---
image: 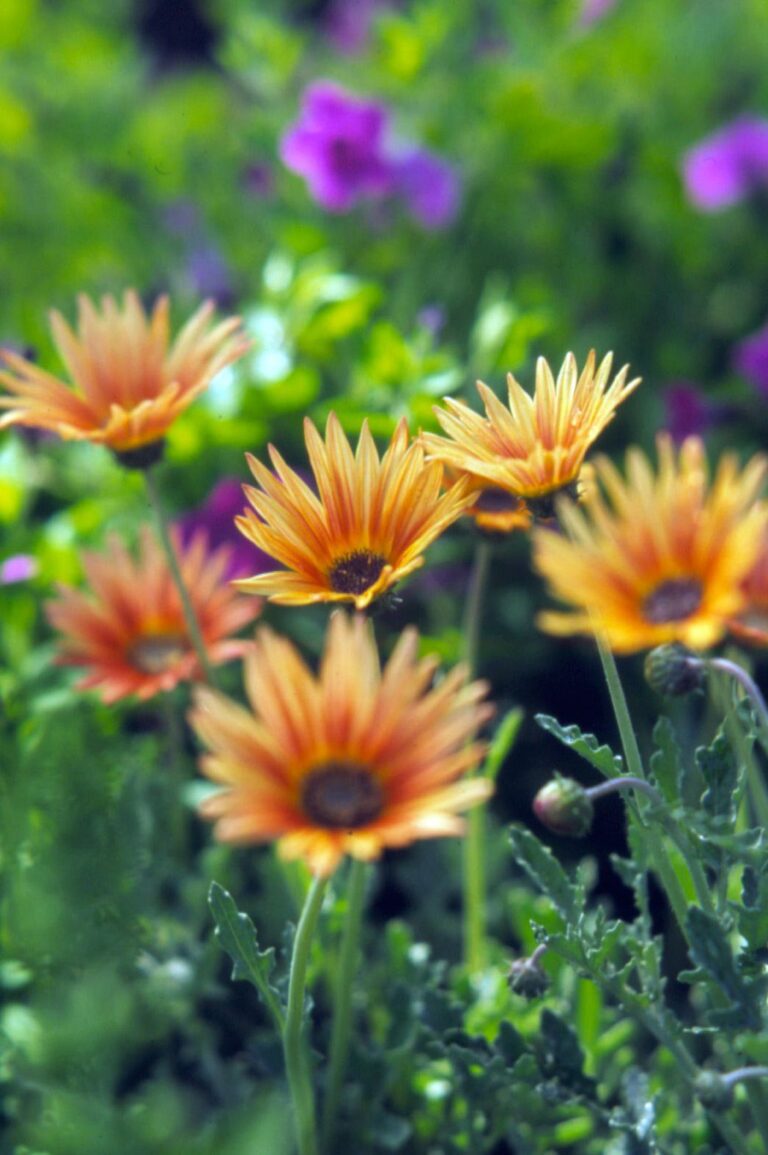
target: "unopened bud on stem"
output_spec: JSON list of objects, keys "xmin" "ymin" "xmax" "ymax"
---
[{"xmin": 644, "ymin": 643, "xmax": 706, "ymax": 698}]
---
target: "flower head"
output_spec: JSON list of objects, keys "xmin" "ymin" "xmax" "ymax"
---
[
  {"xmin": 280, "ymin": 81, "xmax": 395, "ymax": 212},
  {"xmin": 663, "ymin": 382, "xmax": 723, "ymax": 443},
  {"xmin": 683, "ymin": 117, "xmax": 768, "ymax": 211},
  {"xmin": 234, "ymin": 412, "xmax": 476, "ymax": 609},
  {"xmin": 533, "ymin": 435, "xmax": 768, "ymax": 653},
  {"xmin": 728, "ymin": 530, "xmax": 768, "ymax": 646},
  {"xmin": 423, "ymin": 351, "xmax": 639, "ymax": 518},
  {"xmin": 0, "ymin": 292, "xmax": 248, "ymax": 456},
  {"xmin": 280, "ymin": 81, "xmax": 462, "ymax": 228},
  {"xmin": 392, "ymin": 149, "xmax": 461, "ymax": 230},
  {"xmin": 733, "ymin": 319, "xmax": 768, "ymax": 396},
  {"xmin": 190, "ymin": 612, "xmax": 493, "ymax": 877},
  {"xmin": 46, "ymin": 527, "xmax": 261, "ymax": 703}
]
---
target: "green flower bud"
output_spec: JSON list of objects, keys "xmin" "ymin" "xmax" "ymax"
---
[
  {"xmin": 644, "ymin": 643, "xmax": 706, "ymax": 698},
  {"xmin": 532, "ymin": 775, "xmax": 594, "ymax": 837}
]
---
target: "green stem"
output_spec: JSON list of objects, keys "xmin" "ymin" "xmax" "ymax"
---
[
  {"xmin": 284, "ymin": 875, "xmax": 328, "ymax": 1155},
  {"xmin": 461, "ymin": 539, "xmax": 493, "ymax": 971},
  {"xmin": 321, "ymin": 860, "xmax": 368, "ymax": 1152},
  {"xmin": 144, "ymin": 467, "xmax": 215, "ymax": 685},
  {"xmin": 461, "ymin": 538, "xmax": 492, "ymax": 677},
  {"xmin": 595, "ymin": 639, "xmax": 694, "ymax": 933}
]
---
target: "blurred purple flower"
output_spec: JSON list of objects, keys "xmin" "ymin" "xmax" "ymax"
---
[
  {"xmin": 733, "ymin": 321, "xmax": 768, "ymax": 395},
  {"xmin": 1, "ymin": 554, "xmax": 37, "ymax": 584},
  {"xmin": 578, "ymin": 0, "xmax": 617, "ymax": 26},
  {"xmin": 416, "ymin": 304, "xmax": 446, "ymax": 338},
  {"xmin": 280, "ymin": 82, "xmax": 395, "ymax": 212},
  {"xmin": 683, "ymin": 117, "xmax": 768, "ymax": 211},
  {"xmin": 185, "ymin": 245, "xmax": 234, "ymax": 306},
  {"xmin": 163, "ymin": 199, "xmax": 201, "ymax": 237},
  {"xmin": 662, "ymin": 383, "xmax": 722, "ymax": 442},
  {"xmin": 392, "ymin": 150, "xmax": 461, "ymax": 229},
  {"xmin": 325, "ymin": 0, "xmax": 390, "ymax": 53},
  {"xmin": 280, "ymin": 81, "xmax": 461, "ymax": 228},
  {"xmin": 243, "ymin": 162, "xmax": 275, "ymax": 199},
  {"xmin": 176, "ymin": 479, "xmax": 272, "ymax": 581}
]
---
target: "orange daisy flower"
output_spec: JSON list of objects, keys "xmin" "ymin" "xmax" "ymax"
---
[
  {"xmin": 422, "ymin": 351, "xmax": 639, "ymax": 519},
  {"xmin": 729, "ymin": 530, "xmax": 768, "ymax": 646},
  {"xmin": 0, "ymin": 291, "xmax": 248, "ymax": 459},
  {"xmin": 190, "ymin": 612, "xmax": 494, "ymax": 877},
  {"xmin": 532, "ymin": 435, "xmax": 768, "ymax": 653},
  {"xmin": 46, "ymin": 528, "xmax": 262, "ymax": 703},
  {"xmin": 234, "ymin": 412, "xmax": 476, "ymax": 609}
]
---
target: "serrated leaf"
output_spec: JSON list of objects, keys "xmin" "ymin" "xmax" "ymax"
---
[
  {"xmin": 539, "ymin": 1009, "xmax": 595, "ymax": 1095},
  {"xmin": 508, "ymin": 823, "xmax": 584, "ymax": 923},
  {"xmin": 649, "ymin": 716, "xmax": 682, "ymax": 804},
  {"xmin": 483, "ymin": 706, "xmax": 524, "ymax": 782},
  {"xmin": 696, "ymin": 729, "xmax": 738, "ymax": 821},
  {"xmin": 685, "ymin": 906, "xmax": 759, "ymax": 1029},
  {"xmin": 208, "ymin": 881, "xmax": 285, "ymax": 1030},
  {"xmin": 535, "ymin": 714, "xmax": 623, "ymax": 779}
]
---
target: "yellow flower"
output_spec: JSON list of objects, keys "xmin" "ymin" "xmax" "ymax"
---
[
  {"xmin": 728, "ymin": 530, "xmax": 768, "ymax": 646},
  {"xmin": 234, "ymin": 412, "xmax": 476, "ymax": 609},
  {"xmin": 46, "ymin": 528, "xmax": 261, "ymax": 703},
  {"xmin": 190, "ymin": 612, "xmax": 494, "ymax": 877},
  {"xmin": 0, "ymin": 291, "xmax": 248, "ymax": 456},
  {"xmin": 422, "ymin": 351, "xmax": 639, "ymax": 518},
  {"xmin": 532, "ymin": 435, "xmax": 768, "ymax": 653}
]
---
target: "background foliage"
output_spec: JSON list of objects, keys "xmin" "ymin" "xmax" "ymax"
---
[{"xmin": 4, "ymin": 0, "xmax": 768, "ymax": 1151}]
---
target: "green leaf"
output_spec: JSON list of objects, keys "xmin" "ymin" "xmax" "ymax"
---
[
  {"xmin": 696, "ymin": 728, "xmax": 738, "ymax": 821},
  {"xmin": 508, "ymin": 823, "xmax": 584, "ymax": 923},
  {"xmin": 538, "ymin": 1009, "xmax": 595, "ymax": 1095},
  {"xmin": 535, "ymin": 714, "xmax": 623, "ymax": 779},
  {"xmin": 483, "ymin": 707, "xmax": 524, "ymax": 782},
  {"xmin": 208, "ymin": 881, "xmax": 285, "ymax": 1030},
  {"xmin": 649, "ymin": 716, "xmax": 682, "ymax": 804},
  {"xmin": 685, "ymin": 906, "xmax": 758, "ymax": 1029}
]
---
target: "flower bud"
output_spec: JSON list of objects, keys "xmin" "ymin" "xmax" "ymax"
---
[
  {"xmin": 694, "ymin": 1071, "xmax": 734, "ymax": 1111},
  {"xmin": 532, "ymin": 776, "xmax": 594, "ymax": 837},
  {"xmin": 644, "ymin": 643, "xmax": 705, "ymax": 698},
  {"xmin": 507, "ymin": 956, "xmax": 550, "ymax": 999}
]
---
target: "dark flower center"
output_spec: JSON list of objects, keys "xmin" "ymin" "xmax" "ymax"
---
[
  {"xmin": 525, "ymin": 480, "xmax": 580, "ymax": 522},
  {"xmin": 329, "ymin": 550, "xmax": 387, "ymax": 595},
  {"xmin": 128, "ymin": 632, "xmax": 188, "ymax": 674},
  {"xmin": 474, "ymin": 488, "xmax": 525, "ymax": 514},
  {"xmin": 642, "ymin": 578, "xmax": 703, "ymax": 624},
  {"xmin": 300, "ymin": 761, "xmax": 384, "ymax": 829}
]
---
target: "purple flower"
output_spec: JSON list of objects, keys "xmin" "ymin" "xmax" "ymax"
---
[
  {"xmin": 733, "ymin": 321, "xmax": 768, "ymax": 395},
  {"xmin": 662, "ymin": 383, "xmax": 722, "ymax": 443},
  {"xmin": 185, "ymin": 245, "xmax": 234, "ymax": 306},
  {"xmin": 578, "ymin": 0, "xmax": 617, "ymax": 26},
  {"xmin": 280, "ymin": 82, "xmax": 396, "ymax": 212},
  {"xmin": 325, "ymin": 0, "xmax": 389, "ymax": 54},
  {"xmin": 1, "ymin": 554, "xmax": 37, "ymax": 584},
  {"xmin": 392, "ymin": 149, "xmax": 461, "ymax": 229},
  {"xmin": 243, "ymin": 162, "xmax": 274, "ymax": 199},
  {"xmin": 682, "ymin": 117, "xmax": 768, "ymax": 211},
  {"xmin": 176, "ymin": 480, "xmax": 272, "ymax": 581}
]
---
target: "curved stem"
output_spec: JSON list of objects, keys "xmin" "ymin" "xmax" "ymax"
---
[
  {"xmin": 284, "ymin": 875, "xmax": 328, "ymax": 1155},
  {"xmin": 321, "ymin": 860, "xmax": 368, "ymax": 1152},
  {"xmin": 144, "ymin": 467, "xmax": 215, "ymax": 685},
  {"xmin": 585, "ymin": 777, "xmax": 662, "ymax": 804},
  {"xmin": 707, "ymin": 657, "xmax": 768, "ymax": 728},
  {"xmin": 461, "ymin": 539, "xmax": 493, "ymax": 972}
]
